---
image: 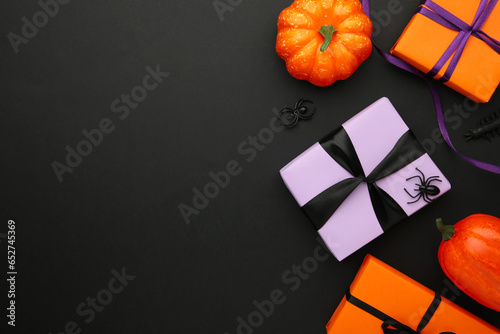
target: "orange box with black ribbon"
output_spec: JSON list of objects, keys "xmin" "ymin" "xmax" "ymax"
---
[
  {"xmin": 391, "ymin": 0, "xmax": 500, "ymax": 103},
  {"xmin": 326, "ymin": 255, "xmax": 500, "ymax": 333}
]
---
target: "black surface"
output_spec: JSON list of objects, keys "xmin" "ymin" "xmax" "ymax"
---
[{"xmin": 1, "ymin": 0, "xmax": 499, "ymax": 333}]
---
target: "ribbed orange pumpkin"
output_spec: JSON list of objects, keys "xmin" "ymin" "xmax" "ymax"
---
[
  {"xmin": 276, "ymin": 0, "xmax": 373, "ymax": 87},
  {"xmin": 437, "ymin": 214, "xmax": 500, "ymax": 311}
]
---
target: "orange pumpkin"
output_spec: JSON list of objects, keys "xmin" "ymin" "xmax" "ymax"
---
[
  {"xmin": 437, "ymin": 214, "xmax": 500, "ymax": 311},
  {"xmin": 276, "ymin": 0, "xmax": 373, "ymax": 87}
]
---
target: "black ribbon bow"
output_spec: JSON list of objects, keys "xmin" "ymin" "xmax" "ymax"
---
[
  {"xmin": 346, "ymin": 290, "xmax": 455, "ymax": 334},
  {"xmin": 302, "ymin": 126, "xmax": 425, "ymax": 231}
]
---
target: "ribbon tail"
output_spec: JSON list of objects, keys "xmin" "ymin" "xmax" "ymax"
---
[
  {"xmin": 432, "ymin": 79, "xmax": 500, "ymax": 174},
  {"xmin": 368, "ymin": 184, "xmax": 407, "ymax": 231}
]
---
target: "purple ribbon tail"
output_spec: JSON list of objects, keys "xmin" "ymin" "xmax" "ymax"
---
[{"xmin": 362, "ymin": 0, "xmax": 500, "ymax": 174}]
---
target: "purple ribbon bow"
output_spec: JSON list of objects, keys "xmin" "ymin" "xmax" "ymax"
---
[{"xmin": 419, "ymin": 0, "xmax": 500, "ymax": 83}]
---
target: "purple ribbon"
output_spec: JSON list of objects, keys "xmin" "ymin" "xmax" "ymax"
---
[
  {"xmin": 362, "ymin": 0, "xmax": 500, "ymax": 174},
  {"xmin": 419, "ymin": 0, "xmax": 500, "ymax": 83}
]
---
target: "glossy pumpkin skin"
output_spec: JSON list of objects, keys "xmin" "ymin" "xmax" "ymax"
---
[
  {"xmin": 438, "ymin": 214, "xmax": 500, "ymax": 311},
  {"xmin": 276, "ymin": 0, "xmax": 373, "ymax": 87}
]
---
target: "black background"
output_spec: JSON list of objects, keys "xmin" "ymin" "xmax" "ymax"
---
[{"xmin": 1, "ymin": 0, "xmax": 499, "ymax": 333}]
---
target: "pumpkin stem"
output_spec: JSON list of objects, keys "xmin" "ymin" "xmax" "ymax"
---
[
  {"xmin": 319, "ymin": 24, "xmax": 337, "ymax": 52},
  {"xmin": 436, "ymin": 218, "xmax": 455, "ymax": 241}
]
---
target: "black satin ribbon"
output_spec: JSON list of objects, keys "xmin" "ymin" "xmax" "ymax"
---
[
  {"xmin": 302, "ymin": 127, "xmax": 425, "ymax": 231},
  {"xmin": 346, "ymin": 290, "xmax": 455, "ymax": 334}
]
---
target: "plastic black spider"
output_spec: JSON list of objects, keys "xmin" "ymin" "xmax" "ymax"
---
[
  {"xmin": 464, "ymin": 111, "xmax": 500, "ymax": 141},
  {"xmin": 404, "ymin": 167, "xmax": 442, "ymax": 204},
  {"xmin": 279, "ymin": 99, "xmax": 315, "ymax": 128}
]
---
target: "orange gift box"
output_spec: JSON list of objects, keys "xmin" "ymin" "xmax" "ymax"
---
[
  {"xmin": 390, "ymin": 0, "xmax": 500, "ymax": 103},
  {"xmin": 326, "ymin": 255, "xmax": 500, "ymax": 333}
]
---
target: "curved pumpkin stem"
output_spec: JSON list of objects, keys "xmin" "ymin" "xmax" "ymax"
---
[
  {"xmin": 319, "ymin": 24, "xmax": 337, "ymax": 52},
  {"xmin": 436, "ymin": 218, "xmax": 456, "ymax": 241}
]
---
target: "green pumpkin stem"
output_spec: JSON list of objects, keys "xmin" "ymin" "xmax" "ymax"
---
[
  {"xmin": 319, "ymin": 24, "xmax": 337, "ymax": 52},
  {"xmin": 436, "ymin": 218, "xmax": 455, "ymax": 241}
]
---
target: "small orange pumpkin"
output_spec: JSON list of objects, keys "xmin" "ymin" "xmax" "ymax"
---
[
  {"xmin": 436, "ymin": 214, "xmax": 500, "ymax": 311},
  {"xmin": 276, "ymin": 0, "xmax": 373, "ymax": 87}
]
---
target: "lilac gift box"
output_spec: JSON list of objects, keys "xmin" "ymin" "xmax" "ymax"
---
[{"xmin": 280, "ymin": 97, "xmax": 451, "ymax": 261}]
